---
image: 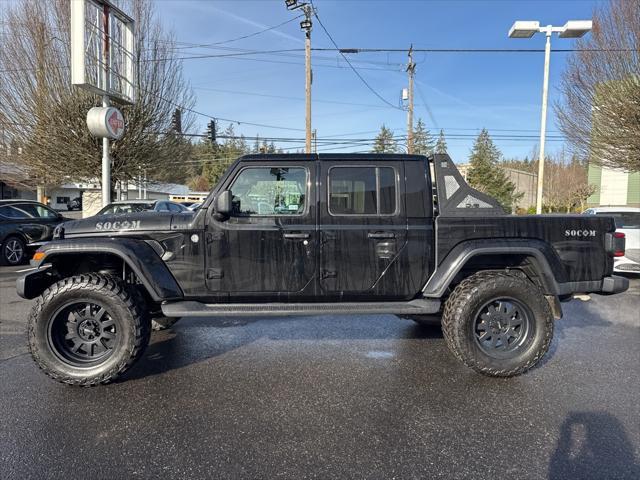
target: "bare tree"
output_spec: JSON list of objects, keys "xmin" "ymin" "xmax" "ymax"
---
[
  {"xmin": 0, "ymin": 0, "xmax": 196, "ymax": 189},
  {"xmin": 535, "ymin": 150, "xmax": 596, "ymax": 212},
  {"xmin": 555, "ymin": 0, "xmax": 640, "ymax": 172}
]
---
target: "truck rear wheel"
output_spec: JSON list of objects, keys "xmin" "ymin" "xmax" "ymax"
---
[
  {"xmin": 442, "ymin": 271, "xmax": 553, "ymax": 377},
  {"xmin": 27, "ymin": 274, "xmax": 151, "ymax": 386}
]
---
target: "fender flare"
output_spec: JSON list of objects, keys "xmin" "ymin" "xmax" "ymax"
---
[
  {"xmin": 19, "ymin": 238, "xmax": 183, "ymax": 301},
  {"xmin": 423, "ymin": 239, "xmax": 567, "ymax": 297}
]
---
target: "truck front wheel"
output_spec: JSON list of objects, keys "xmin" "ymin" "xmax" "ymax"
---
[
  {"xmin": 27, "ymin": 274, "xmax": 151, "ymax": 386},
  {"xmin": 442, "ymin": 271, "xmax": 553, "ymax": 377}
]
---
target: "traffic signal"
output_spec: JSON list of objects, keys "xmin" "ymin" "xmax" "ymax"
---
[
  {"xmin": 206, "ymin": 119, "xmax": 216, "ymax": 144},
  {"xmin": 171, "ymin": 108, "xmax": 182, "ymax": 134}
]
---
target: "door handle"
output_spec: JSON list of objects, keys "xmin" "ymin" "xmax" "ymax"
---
[
  {"xmin": 368, "ymin": 232, "xmax": 395, "ymax": 239},
  {"xmin": 283, "ymin": 232, "xmax": 311, "ymax": 240}
]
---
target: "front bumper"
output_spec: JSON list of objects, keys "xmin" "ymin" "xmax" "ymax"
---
[
  {"xmin": 16, "ymin": 265, "xmax": 53, "ymax": 300},
  {"xmin": 601, "ymin": 275, "xmax": 629, "ymax": 294}
]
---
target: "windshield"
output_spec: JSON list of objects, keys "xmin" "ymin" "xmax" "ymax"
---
[
  {"xmin": 97, "ymin": 203, "xmax": 155, "ymax": 215},
  {"xmin": 595, "ymin": 211, "xmax": 640, "ymax": 229}
]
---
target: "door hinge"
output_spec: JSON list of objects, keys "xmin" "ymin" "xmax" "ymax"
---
[
  {"xmin": 207, "ymin": 268, "xmax": 224, "ymax": 280},
  {"xmin": 321, "ymin": 270, "xmax": 337, "ymax": 279},
  {"xmin": 207, "ymin": 232, "xmax": 224, "ymax": 243}
]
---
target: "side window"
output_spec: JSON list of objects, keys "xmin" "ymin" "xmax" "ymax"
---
[
  {"xmin": 0, "ymin": 206, "xmax": 26, "ymax": 219},
  {"xmin": 329, "ymin": 166, "xmax": 397, "ymax": 216},
  {"xmin": 229, "ymin": 167, "xmax": 307, "ymax": 216},
  {"xmin": 168, "ymin": 203, "xmax": 182, "ymax": 213},
  {"xmin": 34, "ymin": 205, "xmax": 58, "ymax": 218},
  {"xmin": 156, "ymin": 202, "xmax": 170, "ymax": 212},
  {"xmin": 12, "ymin": 203, "xmax": 39, "ymax": 218}
]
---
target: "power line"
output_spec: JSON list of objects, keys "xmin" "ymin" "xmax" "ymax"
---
[
  {"xmin": 313, "ymin": 47, "xmax": 634, "ymax": 53},
  {"xmin": 164, "ymin": 16, "xmax": 304, "ymax": 50},
  {"xmin": 193, "ymin": 86, "xmax": 396, "ymax": 109},
  {"xmin": 310, "ymin": 2, "xmax": 402, "ymax": 111}
]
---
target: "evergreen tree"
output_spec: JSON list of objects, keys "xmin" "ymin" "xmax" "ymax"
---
[
  {"xmin": 466, "ymin": 129, "xmax": 521, "ymax": 211},
  {"xmin": 253, "ymin": 136, "xmax": 261, "ymax": 153},
  {"xmin": 372, "ymin": 124, "xmax": 398, "ymax": 153},
  {"xmin": 435, "ymin": 129, "xmax": 448, "ymax": 154},
  {"xmin": 413, "ymin": 118, "xmax": 435, "ymax": 155}
]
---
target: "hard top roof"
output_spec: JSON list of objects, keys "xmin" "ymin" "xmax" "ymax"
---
[{"xmin": 238, "ymin": 153, "xmax": 434, "ymax": 162}]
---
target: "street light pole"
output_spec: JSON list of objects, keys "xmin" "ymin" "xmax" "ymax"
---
[
  {"xmin": 536, "ymin": 27, "xmax": 552, "ymax": 215},
  {"xmin": 508, "ymin": 20, "xmax": 592, "ymax": 214}
]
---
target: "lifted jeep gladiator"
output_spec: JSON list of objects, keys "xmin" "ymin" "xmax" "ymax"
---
[{"xmin": 18, "ymin": 154, "xmax": 629, "ymax": 385}]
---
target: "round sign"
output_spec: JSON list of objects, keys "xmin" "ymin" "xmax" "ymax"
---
[{"xmin": 86, "ymin": 107, "xmax": 126, "ymax": 140}]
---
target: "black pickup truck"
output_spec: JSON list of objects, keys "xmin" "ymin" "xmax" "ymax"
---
[{"xmin": 18, "ymin": 154, "xmax": 628, "ymax": 385}]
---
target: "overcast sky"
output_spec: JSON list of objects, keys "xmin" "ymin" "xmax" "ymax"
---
[{"xmin": 155, "ymin": 0, "xmax": 602, "ymax": 162}]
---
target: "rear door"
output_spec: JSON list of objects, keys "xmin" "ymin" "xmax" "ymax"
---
[
  {"xmin": 205, "ymin": 161, "xmax": 317, "ymax": 300},
  {"xmin": 318, "ymin": 159, "xmax": 408, "ymax": 299}
]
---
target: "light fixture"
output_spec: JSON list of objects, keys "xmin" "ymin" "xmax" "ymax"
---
[
  {"xmin": 285, "ymin": 0, "xmax": 298, "ymax": 9},
  {"xmin": 508, "ymin": 21, "xmax": 540, "ymax": 38},
  {"xmin": 300, "ymin": 19, "xmax": 312, "ymax": 31},
  {"xmin": 559, "ymin": 20, "xmax": 593, "ymax": 38}
]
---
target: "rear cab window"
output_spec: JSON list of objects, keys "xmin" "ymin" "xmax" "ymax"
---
[{"xmin": 328, "ymin": 166, "xmax": 397, "ymax": 216}]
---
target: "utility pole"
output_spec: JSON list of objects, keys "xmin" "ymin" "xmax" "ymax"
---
[
  {"xmin": 406, "ymin": 45, "xmax": 416, "ymax": 154},
  {"xmin": 312, "ymin": 129, "xmax": 317, "ymax": 153},
  {"xmin": 304, "ymin": 7, "xmax": 312, "ymax": 154},
  {"xmin": 285, "ymin": 1, "xmax": 313, "ymax": 153}
]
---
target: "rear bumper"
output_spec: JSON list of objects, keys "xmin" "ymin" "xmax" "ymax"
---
[{"xmin": 557, "ymin": 275, "xmax": 629, "ymax": 296}]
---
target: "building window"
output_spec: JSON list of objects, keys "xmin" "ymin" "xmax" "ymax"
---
[{"xmin": 56, "ymin": 196, "xmax": 70, "ymax": 204}]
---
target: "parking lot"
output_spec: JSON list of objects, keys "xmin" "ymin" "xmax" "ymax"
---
[{"xmin": 1, "ymin": 265, "xmax": 638, "ymax": 479}]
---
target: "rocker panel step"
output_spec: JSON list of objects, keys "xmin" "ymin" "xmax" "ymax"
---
[{"xmin": 161, "ymin": 299, "xmax": 441, "ymax": 318}]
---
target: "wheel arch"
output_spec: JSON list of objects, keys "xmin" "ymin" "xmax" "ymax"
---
[
  {"xmin": 18, "ymin": 238, "xmax": 183, "ymax": 301},
  {"xmin": 423, "ymin": 239, "xmax": 567, "ymax": 298}
]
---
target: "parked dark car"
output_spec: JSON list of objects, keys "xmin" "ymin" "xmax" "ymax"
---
[
  {"xmin": 66, "ymin": 197, "xmax": 82, "ymax": 211},
  {"xmin": 95, "ymin": 200, "xmax": 188, "ymax": 215},
  {"xmin": 0, "ymin": 200, "xmax": 65, "ymax": 265}
]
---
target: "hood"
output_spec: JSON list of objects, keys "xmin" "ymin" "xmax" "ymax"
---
[{"xmin": 58, "ymin": 211, "xmax": 192, "ymax": 237}]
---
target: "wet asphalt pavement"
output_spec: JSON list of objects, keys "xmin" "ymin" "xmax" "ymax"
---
[{"xmin": 1, "ymin": 265, "xmax": 639, "ymax": 479}]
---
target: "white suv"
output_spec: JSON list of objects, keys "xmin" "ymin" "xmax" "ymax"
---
[{"xmin": 584, "ymin": 207, "xmax": 640, "ymax": 274}]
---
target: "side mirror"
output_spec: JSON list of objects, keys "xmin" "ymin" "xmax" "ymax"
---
[{"xmin": 214, "ymin": 190, "xmax": 232, "ymax": 219}]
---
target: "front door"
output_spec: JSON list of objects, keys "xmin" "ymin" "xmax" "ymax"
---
[
  {"xmin": 205, "ymin": 162, "xmax": 317, "ymax": 300},
  {"xmin": 318, "ymin": 160, "xmax": 408, "ymax": 299}
]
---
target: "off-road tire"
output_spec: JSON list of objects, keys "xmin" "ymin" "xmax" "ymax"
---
[
  {"xmin": 1, "ymin": 235, "xmax": 26, "ymax": 266},
  {"xmin": 442, "ymin": 271, "xmax": 553, "ymax": 377},
  {"xmin": 27, "ymin": 273, "xmax": 151, "ymax": 386},
  {"xmin": 151, "ymin": 316, "xmax": 180, "ymax": 331}
]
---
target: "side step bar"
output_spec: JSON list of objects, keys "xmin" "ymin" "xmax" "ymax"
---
[{"xmin": 161, "ymin": 298, "xmax": 441, "ymax": 318}]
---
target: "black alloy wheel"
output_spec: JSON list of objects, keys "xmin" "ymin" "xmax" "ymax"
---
[
  {"xmin": 473, "ymin": 298, "xmax": 532, "ymax": 359},
  {"xmin": 49, "ymin": 301, "xmax": 119, "ymax": 366}
]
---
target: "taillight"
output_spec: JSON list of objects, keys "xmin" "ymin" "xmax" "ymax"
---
[{"xmin": 614, "ymin": 232, "xmax": 625, "ymax": 257}]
